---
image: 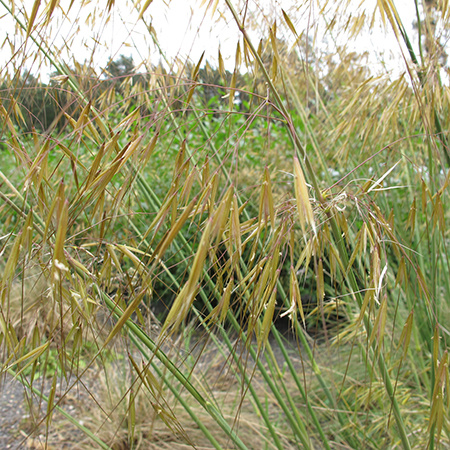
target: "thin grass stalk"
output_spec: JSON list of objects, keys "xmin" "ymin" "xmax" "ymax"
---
[
  {"xmin": 112, "ymin": 72, "xmax": 332, "ymax": 446},
  {"xmin": 0, "ymin": 70, "xmax": 244, "ymax": 450},
  {"xmin": 136, "ymin": 63, "xmax": 343, "ymax": 445},
  {"xmin": 6, "ymin": 368, "xmax": 111, "ymax": 449},
  {"xmin": 413, "ymin": 0, "xmax": 425, "ymax": 64},
  {"xmin": 99, "ymin": 289, "xmax": 251, "ymax": 450},
  {"xmin": 138, "ymin": 40, "xmax": 340, "ymax": 446},
  {"xmin": 223, "ymin": 2, "xmax": 412, "ymax": 448},
  {"xmin": 196, "ymin": 318, "xmax": 287, "ymax": 450},
  {"xmin": 263, "ymin": 343, "xmax": 317, "ymax": 446},
  {"xmin": 101, "ymin": 315, "xmax": 226, "ymax": 450},
  {"xmin": 4, "ymin": 18, "xmax": 325, "ymax": 450},
  {"xmin": 125, "ymin": 218, "xmax": 307, "ymax": 448},
  {"xmin": 271, "ymin": 326, "xmax": 332, "ymax": 450}
]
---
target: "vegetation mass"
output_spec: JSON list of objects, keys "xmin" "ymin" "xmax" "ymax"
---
[{"xmin": 1, "ymin": 0, "xmax": 450, "ymax": 449}]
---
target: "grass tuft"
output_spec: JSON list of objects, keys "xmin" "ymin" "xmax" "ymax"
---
[{"xmin": 1, "ymin": 1, "xmax": 450, "ymax": 448}]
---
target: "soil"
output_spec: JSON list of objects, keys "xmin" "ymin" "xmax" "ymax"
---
[
  {"xmin": 0, "ymin": 374, "xmax": 27, "ymax": 449},
  {"xmin": 0, "ymin": 371, "xmax": 95, "ymax": 449},
  {"xmin": 0, "ymin": 330, "xmax": 316, "ymax": 449}
]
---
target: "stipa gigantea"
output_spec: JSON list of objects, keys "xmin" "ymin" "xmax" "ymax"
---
[{"xmin": 2, "ymin": 0, "xmax": 450, "ymax": 448}]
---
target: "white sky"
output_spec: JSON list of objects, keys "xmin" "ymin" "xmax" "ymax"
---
[{"xmin": 0, "ymin": 0, "xmax": 432, "ymax": 82}]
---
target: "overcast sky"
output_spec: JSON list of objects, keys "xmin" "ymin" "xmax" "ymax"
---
[{"xmin": 0, "ymin": 0, "xmax": 428, "ymax": 82}]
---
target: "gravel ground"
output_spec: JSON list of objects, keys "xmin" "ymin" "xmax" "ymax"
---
[
  {"xmin": 0, "ymin": 375, "xmax": 27, "ymax": 449},
  {"xmin": 0, "ymin": 372, "xmax": 94, "ymax": 449}
]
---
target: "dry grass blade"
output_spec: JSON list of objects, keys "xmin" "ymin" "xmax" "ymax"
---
[
  {"xmin": 126, "ymin": 354, "xmax": 193, "ymax": 444},
  {"xmin": 367, "ymin": 160, "xmax": 401, "ymax": 193},
  {"xmin": 141, "ymin": 132, "xmax": 159, "ymax": 166},
  {"xmin": 258, "ymin": 287, "xmax": 277, "ymax": 351},
  {"xmin": 294, "ymin": 157, "xmax": 316, "ymax": 237},
  {"xmin": 429, "ymin": 350, "xmax": 448, "ymax": 443},
  {"xmin": 103, "ymin": 287, "xmax": 149, "ymax": 348},
  {"xmin": 282, "ymin": 9, "xmax": 298, "ymax": 37},
  {"xmin": 186, "ymin": 52, "xmax": 205, "ymax": 108},
  {"xmin": 45, "ymin": 0, "xmax": 59, "ymax": 24},
  {"xmin": 150, "ymin": 195, "xmax": 198, "ymax": 264},
  {"xmin": 160, "ymin": 219, "xmax": 212, "ymax": 337},
  {"xmin": 368, "ymin": 295, "xmax": 388, "ymax": 355},
  {"xmin": 5, "ymin": 341, "xmax": 50, "ymax": 377},
  {"xmin": 397, "ymin": 311, "xmax": 414, "ymax": 359},
  {"xmin": 26, "ymin": 0, "xmax": 41, "ymax": 37},
  {"xmin": 46, "ymin": 370, "xmax": 58, "ymax": 432},
  {"xmin": 280, "ymin": 265, "xmax": 304, "ymax": 326},
  {"xmin": 74, "ymin": 102, "xmax": 91, "ymax": 141},
  {"xmin": 128, "ymin": 387, "xmax": 136, "ymax": 446},
  {"xmin": 204, "ymin": 276, "xmax": 233, "ymax": 325},
  {"xmin": 218, "ymin": 49, "xmax": 225, "ymax": 79},
  {"xmin": 1, "ymin": 239, "xmax": 22, "ymax": 308},
  {"xmin": 138, "ymin": 0, "xmax": 154, "ymax": 20},
  {"xmin": 258, "ymin": 167, "xmax": 275, "ymax": 229}
]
